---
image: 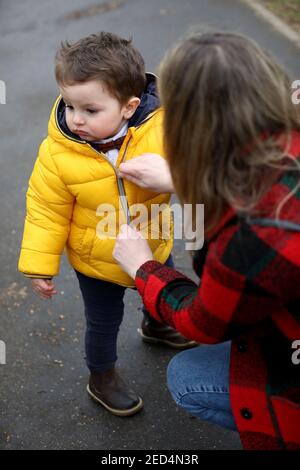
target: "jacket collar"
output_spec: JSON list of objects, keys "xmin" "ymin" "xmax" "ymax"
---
[{"xmin": 128, "ymin": 72, "xmax": 160, "ymax": 127}]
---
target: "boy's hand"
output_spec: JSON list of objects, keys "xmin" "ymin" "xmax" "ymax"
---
[{"xmin": 31, "ymin": 278, "xmax": 57, "ymax": 299}]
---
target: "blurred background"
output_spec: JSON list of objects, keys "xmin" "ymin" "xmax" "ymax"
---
[{"xmin": 0, "ymin": 0, "xmax": 299, "ymax": 450}]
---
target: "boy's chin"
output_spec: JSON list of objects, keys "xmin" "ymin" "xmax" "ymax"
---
[{"xmin": 77, "ymin": 134, "xmax": 94, "ymax": 141}]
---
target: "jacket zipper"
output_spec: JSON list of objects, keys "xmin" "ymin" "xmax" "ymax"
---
[
  {"xmin": 89, "ymin": 139, "xmax": 132, "ymax": 225},
  {"xmin": 55, "ymin": 99, "xmax": 158, "ymax": 224}
]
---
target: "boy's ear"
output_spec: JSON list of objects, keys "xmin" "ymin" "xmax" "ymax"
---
[{"xmin": 123, "ymin": 97, "xmax": 140, "ymax": 119}]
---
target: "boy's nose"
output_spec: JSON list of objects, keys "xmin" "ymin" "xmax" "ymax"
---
[{"xmin": 73, "ymin": 113, "xmax": 85, "ymax": 125}]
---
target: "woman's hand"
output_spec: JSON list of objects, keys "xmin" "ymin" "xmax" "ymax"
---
[
  {"xmin": 113, "ymin": 225, "xmax": 154, "ymax": 279},
  {"xmin": 31, "ymin": 278, "xmax": 57, "ymax": 299},
  {"xmin": 118, "ymin": 153, "xmax": 174, "ymax": 193}
]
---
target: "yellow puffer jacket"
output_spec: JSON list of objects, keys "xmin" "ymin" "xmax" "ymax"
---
[{"xmin": 18, "ymin": 97, "xmax": 173, "ymax": 287}]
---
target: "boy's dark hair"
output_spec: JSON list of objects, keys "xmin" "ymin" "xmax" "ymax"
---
[{"xmin": 55, "ymin": 32, "xmax": 146, "ymax": 104}]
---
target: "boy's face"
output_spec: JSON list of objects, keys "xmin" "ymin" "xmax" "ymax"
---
[{"xmin": 59, "ymin": 80, "xmax": 140, "ymax": 142}]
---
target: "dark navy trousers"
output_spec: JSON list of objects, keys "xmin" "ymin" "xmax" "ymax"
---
[{"xmin": 75, "ymin": 255, "xmax": 174, "ymax": 373}]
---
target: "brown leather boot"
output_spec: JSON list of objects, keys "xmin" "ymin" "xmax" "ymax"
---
[
  {"xmin": 87, "ymin": 367, "xmax": 143, "ymax": 417},
  {"xmin": 138, "ymin": 316, "xmax": 198, "ymax": 349}
]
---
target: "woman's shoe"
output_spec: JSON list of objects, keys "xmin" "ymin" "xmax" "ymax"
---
[
  {"xmin": 87, "ymin": 367, "xmax": 143, "ymax": 417},
  {"xmin": 138, "ymin": 316, "xmax": 198, "ymax": 350}
]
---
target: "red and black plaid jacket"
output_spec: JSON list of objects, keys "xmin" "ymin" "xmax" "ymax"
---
[{"xmin": 135, "ymin": 131, "xmax": 300, "ymax": 450}]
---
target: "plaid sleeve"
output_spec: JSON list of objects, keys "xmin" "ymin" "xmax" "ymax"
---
[{"xmin": 136, "ymin": 261, "xmax": 243, "ymax": 344}]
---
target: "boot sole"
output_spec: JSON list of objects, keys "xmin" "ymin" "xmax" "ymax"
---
[
  {"xmin": 86, "ymin": 384, "xmax": 144, "ymax": 417},
  {"xmin": 137, "ymin": 328, "xmax": 198, "ymax": 350}
]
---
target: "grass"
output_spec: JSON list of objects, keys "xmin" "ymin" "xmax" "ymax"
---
[{"xmin": 259, "ymin": 0, "xmax": 300, "ymax": 33}]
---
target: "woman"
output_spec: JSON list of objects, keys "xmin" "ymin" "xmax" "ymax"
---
[{"xmin": 113, "ymin": 32, "xmax": 300, "ymax": 450}]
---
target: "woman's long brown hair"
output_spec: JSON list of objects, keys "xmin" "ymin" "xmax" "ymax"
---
[{"xmin": 158, "ymin": 32, "xmax": 300, "ymax": 236}]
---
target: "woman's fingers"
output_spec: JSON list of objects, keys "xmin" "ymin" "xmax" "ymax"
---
[
  {"xmin": 118, "ymin": 171, "xmax": 142, "ymax": 186},
  {"xmin": 118, "ymin": 163, "xmax": 147, "ymax": 188},
  {"xmin": 119, "ymin": 162, "xmax": 141, "ymax": 178},
  {"xmin": 118, "ymin": 154, "xmax": 173, "ymax": 193},
  {"xmin": 113, "ymin": 224, "xmax": 153, "ymax": 279},
  {"xmin": 119, "ymin": 224, "xmax": 143, "ymax": 239}
]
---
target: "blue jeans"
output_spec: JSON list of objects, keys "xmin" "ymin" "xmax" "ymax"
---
[
  {"xmin": 75, "ymin": 255, "xmax": 174, "ymax": 374},
  {"xmin": 167, "ymin": 341, "xmax": 237, "ymax": 431}
]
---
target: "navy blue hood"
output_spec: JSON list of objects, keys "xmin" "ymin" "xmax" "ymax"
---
[{"xmin": 128, "ymin": 72, "xmax": 160, "ymax": 127}]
